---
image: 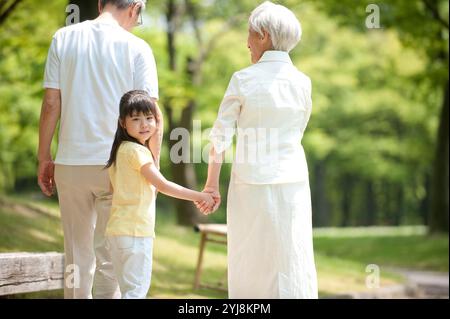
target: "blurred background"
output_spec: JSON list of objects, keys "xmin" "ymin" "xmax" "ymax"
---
[{"xmin": 0, "ymin": 0, "xmax": 448, "ymax": 298}]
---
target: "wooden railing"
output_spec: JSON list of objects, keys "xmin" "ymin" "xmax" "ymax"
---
[{"xmin": 0, "ymin": 252, "xmax": 64, "ymax": 296}]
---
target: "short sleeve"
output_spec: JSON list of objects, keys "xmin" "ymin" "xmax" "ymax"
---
[
  {"xmin": 43, "ymin": 36, "xmax": 60, "ymax": 89},
  {"xmin": 208, "ymin": 73, "xmax": 243, "ymax": 154},
  {"xmin": 134, "ymin": 42, "xmax": 159, "ymax": 100},
  {"xmin": 127, "ymin": 145, "xmax": 154, "ymax": 171}
]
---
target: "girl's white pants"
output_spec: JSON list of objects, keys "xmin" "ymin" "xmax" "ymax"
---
[{"xmin": 107, "ymin": 236, "xmax": 154, "ymax": 299}]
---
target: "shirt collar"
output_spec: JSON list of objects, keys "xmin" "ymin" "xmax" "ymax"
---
[
  {"xmin": 257, "ymin": 50, "xmax": 293, "ymax": 64},
  {"xmin": 92, "ymin": 17, "xmax": 120, "ymax": 27}
]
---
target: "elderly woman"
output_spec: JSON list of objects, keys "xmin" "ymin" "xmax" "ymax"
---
[{"xmin": 198, "ymin": 1, "xmax": 318, "ymax": 298}]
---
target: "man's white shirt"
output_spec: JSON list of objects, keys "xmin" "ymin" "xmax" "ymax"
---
[{"xmin": 43, "ymin": 19, "xmax": 158, "ymax": 165}]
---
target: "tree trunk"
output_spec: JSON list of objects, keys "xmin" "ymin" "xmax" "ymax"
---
[
  {"xmin": 420, "ymin": 174, "xmax": 431, "ymax": 225},
  {"xmin": 364, "ymin": 181, "xmax": 376, "ymax": 226},
  {"xmin": 340, "ymin": 174, "xmax": 353, "ymax": 227},
  {"xmin": 166, "ymin": 100, "xmax": 206, "ymax": 226},
  {"xmin": 0, "ymin": 0, "xmax": 23, "ymax": 26},
  {"xmin": 382, "ymin": 181, "xmax": 391, "ymax": 225},
  {"xmin": 166, "ymin": 130, "xmax": 200, "ymax": 225},
  {"xmin": 312, "ymin": 160, "xmax": 329, "ymax": 227},
  {"xmin": 68, "ymin": 0, "xmax": 98, "ymax": 21},
  {"xmin": 166, "ymin": 0, "xmax": 177, "ymax": 70},
  {"xmin": 164, "ymin": 1, "xmax": 206, "ymax": 226},
  {"xmin": 429, "ymin": 80, "xmax": 449, "ymax": 233},
  {"xmin": 393, "ymin": 184, "xmax": 404, "ymax": 226}
]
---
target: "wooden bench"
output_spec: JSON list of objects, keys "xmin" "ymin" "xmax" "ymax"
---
[
  {"xmin": 193, "ymin": 224, "xmax": 227, "ymax": 291},
  {"xmin": 0, "ymin": 252, "xmax": 64, "ymax": 296}
]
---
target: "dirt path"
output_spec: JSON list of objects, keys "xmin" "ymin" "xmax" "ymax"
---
[{"xmin": 330, "ymin": 268, "xmax": 449, "ymax": 299}]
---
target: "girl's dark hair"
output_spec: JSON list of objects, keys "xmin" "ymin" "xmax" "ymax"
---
[{"xmin": 105, "ymin": 90, "xmax": 158, "ymax": 169}]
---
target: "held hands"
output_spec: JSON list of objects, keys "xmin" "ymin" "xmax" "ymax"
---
[
  {"xmin": 196, "ymin": 192, "xmax": 216, "ymax": 214},
  {"xmin": 195, "ymin": 186, "xmax": 221, "ymax": 215}
]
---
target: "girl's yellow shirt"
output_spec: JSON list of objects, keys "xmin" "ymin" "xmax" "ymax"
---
[{"xmin": 106, "ymin": 141, "xmax": 156, "ymax": 238}]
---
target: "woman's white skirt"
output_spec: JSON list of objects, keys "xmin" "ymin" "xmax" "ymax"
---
[{"xmin": 226, "ymin": 173, "xmax": 318, "ymax": 299}]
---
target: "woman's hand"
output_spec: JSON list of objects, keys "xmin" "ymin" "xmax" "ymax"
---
[{"xmin": 196, "ymin": 146, "xmax": 224, "ymax": 215}]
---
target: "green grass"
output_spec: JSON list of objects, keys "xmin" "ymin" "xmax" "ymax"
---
[
  {"xmin": 0, "ymin": 195, "xmax": 63, "ymax": 253},
  {"xmin": 314, "ymin": 226, "xmax": 448, "ymax": 272},
  {"xmin": 0, "ymin": 194, "xmax": 448, "ymax": 299},
  {"xmin": 313, "ymin": 226, "xmax": 448, "ymax": 296}
]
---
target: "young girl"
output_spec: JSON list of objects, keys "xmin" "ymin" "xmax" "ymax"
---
[{"xmin": 105, "ymin": 90, "xmax": 214, "ymax": 299}]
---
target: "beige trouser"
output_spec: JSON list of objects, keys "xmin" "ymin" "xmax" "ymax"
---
[{"xmin": 54, "ymin": 165, "xmax": 120, "ymax": 299}]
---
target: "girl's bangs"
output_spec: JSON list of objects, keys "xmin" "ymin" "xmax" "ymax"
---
[{"xmin": 126, "ymin": 100, "xmax": 153, "ymax": 117}]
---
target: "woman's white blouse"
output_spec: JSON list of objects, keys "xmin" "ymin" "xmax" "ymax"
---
[{"xmin": 209, "ymin": 50, "xmax": 313, "ymax": 184}]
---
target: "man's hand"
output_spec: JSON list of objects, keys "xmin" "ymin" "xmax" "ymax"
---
[
  {"xmin": 195, "ymin": 186, "xmax": 221, "ymax": 215},
  {"xmin": 37, "ymin": 88, "xmax": 60, "ymax": 197},
  {"xmin": 37, "ymin": 160, "xmax": 55, "ymax": 196}
]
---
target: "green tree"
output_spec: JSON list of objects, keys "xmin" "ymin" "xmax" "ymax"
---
[
  {"xmin": 314, "ymin": 0, "xmax": 448, "ymax": 232},
  {"xmin": 0, "ymin": 0, "xmax": 66, "ymax": 191},
  {"xmin": 0, "ymin": 0, "xmax": 23, "ymax": 25},
  {"xmin": 284, "ymin": 3, "xmax": 437, "ymax": 227}
]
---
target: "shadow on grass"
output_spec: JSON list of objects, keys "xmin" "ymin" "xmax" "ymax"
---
[
  {"xmin": 151, "ymin": 254, "xmax": 227, "ymax": 299},
  {"xmin": 0, "ymin": 207, "xmax": 63, "ymax": 253}
]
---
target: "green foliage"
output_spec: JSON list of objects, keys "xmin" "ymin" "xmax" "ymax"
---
[
  {"xmin": 315, "ymin": 226, "xmax": 448, "ymax": 271},
  {"xmin": 0, "ymin": 0, "xmax": 66, "ymax": 191},
  {"xmin": 294, "ymin": 4, "xmax": 440, "ymax": 224},
  {"xmin": 315, "ymin": 0, "xmax": 449, "ymax": 83}
]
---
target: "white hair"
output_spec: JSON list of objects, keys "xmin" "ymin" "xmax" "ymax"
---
[
  {"xmin": 100, "ymin": 0, "xmax": 146, "ymax": 10},
  {"xmin": 248, "ymin": 1, "xmax": 302, "ymax": 52}
]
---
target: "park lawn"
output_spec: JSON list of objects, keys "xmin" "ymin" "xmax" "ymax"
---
[
  {"xmin": 313, "ymin": 226, "xmax": 449, "ymax": 272},
  {"xmin": 0, "ymin": 194, "xmax": 448, "ymax": 298}
]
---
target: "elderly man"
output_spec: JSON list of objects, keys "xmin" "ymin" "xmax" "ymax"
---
[
  {"xmin": 198, "ymin": 1, "xmax": 318, "ymax": 298},
  {"xmin": 37, "ymin": 0, "xmax": 162, "ymax": 299}
]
